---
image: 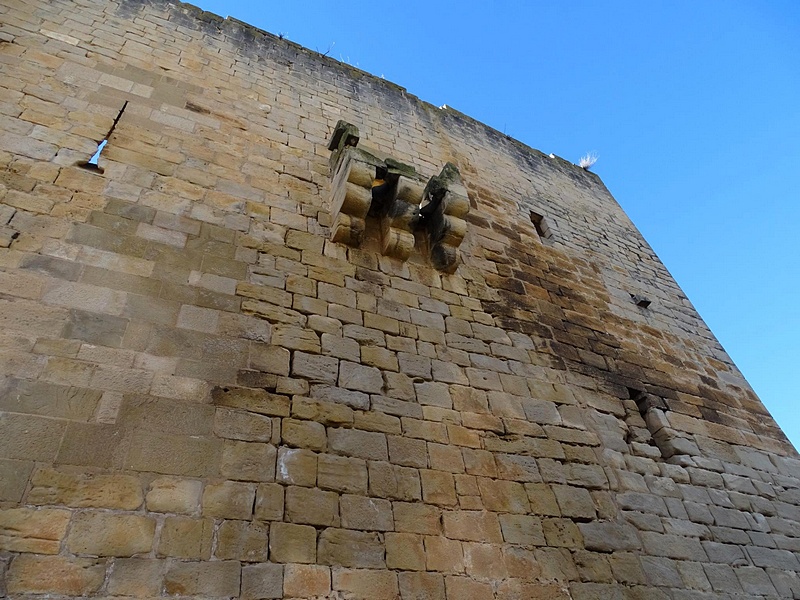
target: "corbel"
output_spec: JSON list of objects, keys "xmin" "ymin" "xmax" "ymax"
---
[{"xmin": 417, "ymin": 162, "xmax": 469, "ymax": 273}]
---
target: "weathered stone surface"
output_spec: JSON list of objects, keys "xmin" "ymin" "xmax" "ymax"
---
[
  {"xmin": 164, "ymin": 561, "xmax": 241, "ymax": 597},
  {"xmin": 157, "ymin": 516, "xmax": 213, "ymax": 559},
  {"xmin": 28, "ymin": 468, "xmax": 143, "ymax": 510},
  {"xmin": 146, "ymin": 476, "xmax": 202, "ymax": 514},
  {"xmin": 0, "ymin": 508, "xmax": 71, "ymax": 554},
  {"xmin": 67, "ymin": 512, "xmax": 155, "ymax": 556},
  {"xmin": 7, "ymin": 555, "xmax": 105, "ymax": 596},
  {"xmin": 318, "ymin": 528, "xmax": 385, "ymax": 568}
]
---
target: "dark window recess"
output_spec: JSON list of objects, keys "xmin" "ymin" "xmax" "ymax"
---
[
  {"xmin": 78, "ymin": 100, "xmax": 128, "ymax": 173},
  {"xmin": 530, "ymin": 210, "xmax": 552, "ymax": 239}
]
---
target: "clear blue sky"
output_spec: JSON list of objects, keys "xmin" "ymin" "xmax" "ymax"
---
[{"xmin": 192, "ymin": 0, "xmax": 800, "ymax": 449}]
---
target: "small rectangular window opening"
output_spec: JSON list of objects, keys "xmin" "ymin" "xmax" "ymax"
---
[{"xmin": 530, "ymin": 211, "xmax": 551, "ymax": 240}]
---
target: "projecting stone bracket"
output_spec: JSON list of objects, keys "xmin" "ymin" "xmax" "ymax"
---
[{"xmin": 326, "ymin": 120, "xmax": 469, "ymax": 272}]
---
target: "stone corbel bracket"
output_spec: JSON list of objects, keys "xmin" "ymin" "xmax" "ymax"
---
[
  {"xmin": 416, "ymin": 162, "xmax": 469, "ymax": 273},
  {"xmin": 327, "ymin": 120, "xmax": 469, "ymax": 271}
]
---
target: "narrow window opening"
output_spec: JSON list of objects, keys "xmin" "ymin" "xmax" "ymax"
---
[
  {"xmin": 530, "ymin": 210, "xmax": 551, "ymax": 240},
  {"xmin": 78, "ymin": 100, "xmax": 128, "ymax": 173}
]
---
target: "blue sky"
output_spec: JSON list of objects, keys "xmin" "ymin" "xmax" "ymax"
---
[{"xmin": 192, "ymin": 0, "xmax": 800, "ymax": 449}]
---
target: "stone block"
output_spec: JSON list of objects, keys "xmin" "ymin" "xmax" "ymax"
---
[
  {"xmin": 464, "ymin": 542, "xmax": 508, "ymax": 580},
  {"xmin": 420, "ymin": 469, "xmax": 457, "ymax": 506},
  {"xmin": 67, "ymin": 512, "xmax": 155, "ymax": 556},
  {"xmin": 552, "ymin": 484, "xmax": 596, "ymax": 519},
  {"xmin": 0, "ymin": 412, "xmax": 66, "ymax": 461},
  {"xmin": 340, "ymin": 494, "xmax": 394, "ymax": 531},
  {"xmin": 339, "ymin": 360, "xmax": 383, "ymax": 393},
  {"xmin": 284, "ymin": 563, "xmax": 332, "ymax": 598},
  {"xmin": 445, "ymin": 575, "xmax": 494, "ymax": 600},
  {"xmin": 579, "ymin": 521, "xmax": 642, "ymax": 553},
  {"xmin": 328, "ymin": 427, "xmax": 389, "ymax": 461},
  {"xmin": 399, "ymin": 571, "xmax": 446, "ymax": 600},
  {"xmin": 255, "ymin": 482, "xmax": 285, "ymax": 521},
  {"xmin": 499, "ymin": 514, "xmax": 546, "ymax": 546},
  {"xmin": 277, "ymin": 447, "xmax": 318, "ymax": 486},
  {"xmin": 318, "ymin": 453, "xmax": 368, "ymax": 494},
  {"xmin": 332, "ymin": 568, "xmax": 399, "ymax": 600},
  {"xmin": 0, "ymin": 507, "xmax": 71, "ymax": 554},
  {"xmin": 318, "ymin": 528, "xmax": 385, "ymax": 568},
  {"xmin": 386, "ymin": 532, "xmax": 425, "ymax": 570},
  {"xmin": 388, "ymin": 435, "xmax": 428, "ymax": 468},
  {"xmin": 107, "ymin": 558, "xmax": 165, "ymax": 597},
  {"xmin": 368, "ymin": 460, "xmax": 422, "ymax": 501},
  {"xmin": 477, "ymin": 478, "xmax": 531, "ymax": 514},
  {"xmin": 28, "ymin": 468, "xmax": 143, "ymax": 510},
  {"xmin": 242, "ymin": 563, "xmax": 284, "ymax": 599},
  {"xmin": 221, "ymin": 440, "xmax": 277, "ymax": 482},
  {"xmin": 214, "ymin": 407, "xmax": 273, "ymax": 441},
  {"xmin": 203, "ymin": 481, "xmax": 256, "ymax": 519},
  {"xmin": 212, "ymin": 385, "xmax": 290, "ymax": 416},
  {"xmin": 394, "ymin": 501, "xmax": 442, "ymax": 535},
  {"xmin": 428, "ymin": 442, "xmax": 466, "ymax": 473},
  {"xmin": 164, "ymin": 560, "xmax": 241, "ymax": 597},
  {"xmin": 543, "ymin": 518, "xmax": 583, "ymax": 548},
  {"xmin": 146, "ymin": 476, "xmax": 202, "ymax": 514},
  {"xmin": 286, "ymin": 486, "xmax": 339, "ymax": 526},
  {"xmin": 126, "ymin": 430, "xmax": 221, "ymax": 476},
  {"xmin": 442, "ymin": 510, "xmax": 503, "ymax": 543},
  {"xmin": 217, "ymin": 519, "xmax": 269, "ymax": 562},
  {"xmin": 293, "ymin": 351, "xmax": 338, "ymax": 383},
  {"xmin": 157, "ymin": 516, "xmax": 213, "ymax": 559},
  {"xmin": 0, "ymin": 458, "xmax": 33, "ymax": 502},
  {"xmin": 270, "ymin": 522, "xmax": 317, "ymax": 563},
  {"xmin": 6, "ymin": 555, "xmax": 105, "ymax": 596},
  {"xmin": 282, "ymin": 418, "xmax": 327, "ymax": 451}
]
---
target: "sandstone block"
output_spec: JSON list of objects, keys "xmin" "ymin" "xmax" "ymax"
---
[
  {"xmin": 525, "ymin": 483, "xmax": 562, "ymax": 516},
  {"xmin": 242, "ymin": 563, "xmax": 283, "ymax": 599},
  {"xmin": 277, "ymin": 446, "xmax": 318, "ymax": 486},
  {"xmin": 0, "ymin": 458, "xmax": 33, "ymax": 502},
  {"xmin": 282, "ymin": 418, "xmax": 327, "ymax": 451},
  {"xmin": 393, "ymin": 501, "xmax": 442, "ymax": 535},
  {"xmin": 332, "ymin": 567, "xmax": 399, "ymax": 600},
  {"xmin": 477, "ymin": 478, "xmax": 531, "ymax": 514},
  {"xmin": 428, "ymin": 442, "xmax": 466, "ymax": 473},
  {"xmin": 157, "ymin": 516, "xmax": 213, "ymax": 559},
  {"xmin": 284, "ymin": 563, "xmax": 332, "ymax": 598},
  {"xmin": 107, "ymin": 558, "xmax": 165, "ymax": 596},
  {"xmin": 499, "ymin": 514, "xmax": 546, "ymax": 546},
  {"xmin": 388, "ymin": 435, "xmax": 428, "ymax": 468},
  {"xmin": 386, "ymin": 532, "xmax": 425, "ymax": 570},
  {"xmin": 464, "ymin": 542, "xmax": 508, "ymax": 580},
  {"xmin": 420, "ymin": 469, "xmax": 457, "ymax": 506},
  {"xmin": 368, "ymin": 460, "xmax": 422, "ymax": 501},
  {"xmin": 146, "ymin": 476, "xmax": 202, "ymax": 514},
  {"xmin": 203, "ymin": 480, "xmax": 256, "ymax": 519},
  {"xmin": 399, "ymin": 571, "xmax": 446, "ymax": 600},
  {"xmin": 552, "ymin": 484, "xmax": 596, "ymax": 520},
  {"xmin": 254, "ymin": 482, "xmax": 285, "ymax": 521},
  {"xmin": 328, "ymin": 427, "xmax": 389, "ymax": 461},
  {"xmin": 318, "ymin": 453, "xmax": 368, "ymax": 494},
  {"xmin": 221, "ymin": 440, "xmax": 277, "ymax": 482},
  {"xmin": 442, "ymin": 510, "xmax": 503, "ymax": 543},
  {"xmin": 0, "ymin": 507, "xmax": 71, "ymax": 554},
  {"xmin": 286, "ymin": 486, "xmax": 339, "ymax": 526},
  {"xmin": 542, "ymin": 518, "xmax": 583, "ymax": 548},
  {"xmin": 212, "ymin": 385, "xmax": 290, "ymax": 416},
  {"xmin": 293, "ymin": 351, "xmax": 338, "ymax": 383},
  {"xmin": 445, "ymin": 575, "xmax": 494, "ymax": 600},
  {"xmin": 579, "ymin": 521, "xmax": 642, "ymax": 553},
  {"xmin": 28, "ymin": 468, "xmax": 143, "ymax": 510},
  {"xmin": 7, "ymin": 555, "xmax": 105, "ymax": 596},
  {"xmin": 67, "ymin": 512, "xmax": 155, "ymax": 556},
  {"xmin": 217, "ymin": 519, "xmax": 269, "ymax": 562},
  {"xmin": 292, "ymin": 397, "xmax": 354, "ymax": 426},
  {"xmin": 215, "ymin": 407, "xmax": 273, "ymax": 442},
  {"xmin": 164, "ymin": 560, "xmax": 241, "ymax": 597},
  {"xmin": 339, "ymin": 360, "xmax": 383, "ymax": 393},
  {"xmin": 318, "ymin": 527, "xmax": 385, "ymax": 568},
  {"xmin": 340, "ymin": 494, "xmax": 394, "ymax": 531},
  {"xmin": 270, "ymin": 522, "xmax": 317, "ymax": 563}
]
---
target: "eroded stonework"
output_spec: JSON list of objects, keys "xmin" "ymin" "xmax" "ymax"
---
[{"xmin": 1, "ymin": 1, "xmax": 799, "ymax": 599}]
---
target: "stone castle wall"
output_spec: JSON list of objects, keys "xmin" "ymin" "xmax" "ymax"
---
[{"xmin": 1, "ymin": 0, "xmax": 799, "ymax": 598}]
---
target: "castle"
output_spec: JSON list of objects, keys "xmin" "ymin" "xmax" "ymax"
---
[{"xmin": 1, "ymin": 1, "xmax": 800, "ymax": 598}]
